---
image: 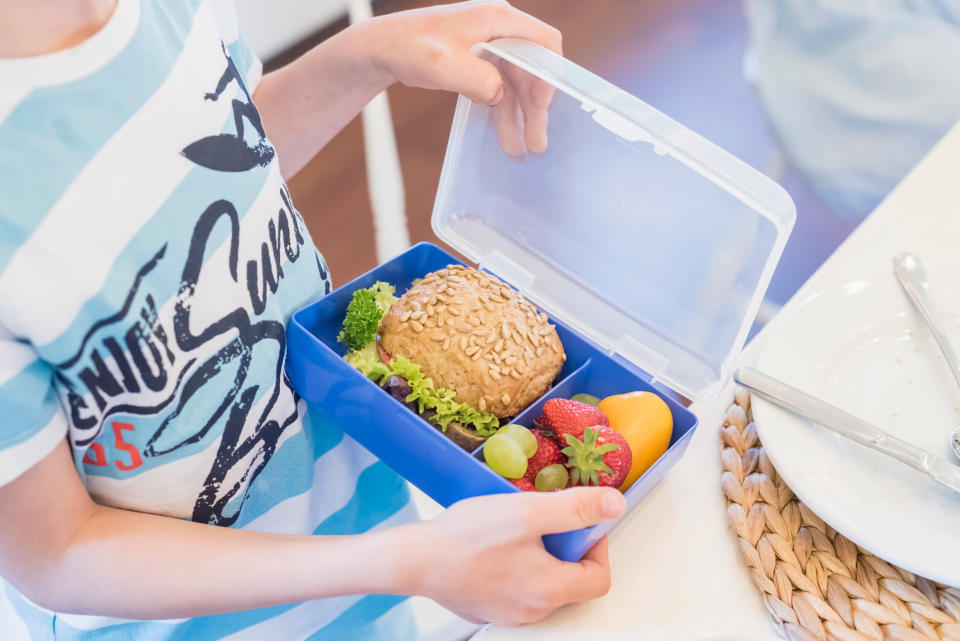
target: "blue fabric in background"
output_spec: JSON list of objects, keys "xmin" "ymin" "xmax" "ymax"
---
[{"xmin": 746, "ymin": 0, "xmax": 960, "ymax": 219}]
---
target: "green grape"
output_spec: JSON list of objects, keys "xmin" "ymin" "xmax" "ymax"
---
[
  {"xmin": 535, "ymin": 464, "xmax": 569, "ymax": 492},
  {"xmin": 496, "ymin": 423, "xmax": 537, "ymax": 458},
  {"xmin": 570, "ymin": 393, "xmax": 601, "ymax": 407},
  {"xmin": 484, "ymin": 434, "xmax": 528, "ymax": 479}
]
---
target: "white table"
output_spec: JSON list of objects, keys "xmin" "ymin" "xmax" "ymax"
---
[{"xmin": 475, "ymin": 122, "xmax": 960, "ymax": 641}]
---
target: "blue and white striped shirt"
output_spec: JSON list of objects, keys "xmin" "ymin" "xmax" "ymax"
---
[{"xmin": 0, "ymin": 2, "xmax": 416, "ymax": 638}]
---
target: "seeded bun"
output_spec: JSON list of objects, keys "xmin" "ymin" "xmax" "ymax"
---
[{"xmin": 379, "ymin": 265, "xmax": 565, "ymax": 417}]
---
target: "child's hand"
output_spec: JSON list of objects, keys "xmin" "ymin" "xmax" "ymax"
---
[
  {"xmin": 255, "ymin": 1, "xmax": 561, "ymax": 175},
  {"xmin": 0, "ymin": 443, "xmax": 618, "ymax": 622},
  {"xmin": 364, "ymin": 0, "xmax": 562, "ymax": 154},
  {"xmin": 405, "ymin": 486, "xmax": 625, "ymax": 626}
]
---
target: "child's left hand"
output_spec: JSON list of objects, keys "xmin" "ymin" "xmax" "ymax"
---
[{"xmin": 362, "ymin": 0, "xmax": 562, "ymax": 154}]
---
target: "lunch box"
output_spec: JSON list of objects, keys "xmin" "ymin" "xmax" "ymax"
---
[{"xmin": 286, "ymin": 39, "xmax": 795, "ymax": 561}]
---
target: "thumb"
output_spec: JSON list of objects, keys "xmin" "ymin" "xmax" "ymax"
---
[
  {"xmin": 520, "ymin": 486, "xmax": 626, "ymax": 535},
  {"xmin": 445, "ymin": 53, "xmax": 504, "ymax": 106}
]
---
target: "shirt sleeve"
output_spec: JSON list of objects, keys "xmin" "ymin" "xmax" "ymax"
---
[
  {"xmin": 207, "ymin": 0, "xmax": 264, "ymax": 90},
  {"xmin": 0, "ymin": 330, "xmax": 68, "ymax": 487}
]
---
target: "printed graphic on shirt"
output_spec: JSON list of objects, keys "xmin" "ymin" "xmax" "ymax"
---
[
  {"xmin": 181, "ymin": 42, "xmax": 275, "ymax": 172},
  {"xmin": 55, "ymin": 43, "xmax": 328, "ymax": 526}
]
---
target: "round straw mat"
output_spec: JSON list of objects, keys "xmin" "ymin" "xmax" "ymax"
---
[{"xmin": 720, "ymin": 387, "xmax": 960, "ymax": 641}]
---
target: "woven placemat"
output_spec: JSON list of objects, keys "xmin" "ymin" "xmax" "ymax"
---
[{"xmin": 719, "ymin": 387, "xmax": 960, "ymax": 641}]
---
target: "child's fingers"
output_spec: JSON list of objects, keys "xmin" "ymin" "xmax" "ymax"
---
[
  {"xmin": 581, "ymin": 535, "xmax": 610, "ymax": 568},
  {"xmin": 524, "ymin": 79, "xmax": 556, "ymax": 153},
  {"xmin": 530, "ymin": 75, "xmax": 557, "ymax": 110},
  {"xmin": 438, "ymin": 52, "xmax": 528, "ymax": 157},
  {"xmin": 559, "ymin": 535, "xmax": 613, "ymax": 603},
  {"xmin": 501, "ymin": 62, "xmax": 554, "ymax": 153},
  {"xmin": 493, "ymin": 81, "xmax": 525, "ymax": 157},
  {"xmin": 519, "ymin": 486, "xmax": 626, "ymax": 536},
  {"xmin": 448, "ymin": 53, "xmax": 504, "ymax": 106},
  {"xmin": 467, "ymin": 1, "xmax": 561, "ymax": 153},
  {"xmin": 472, "ymin": 1, "xmax": 563, "ymax": 56}
]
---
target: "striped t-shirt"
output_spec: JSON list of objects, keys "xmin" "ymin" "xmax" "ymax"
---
[{"xmin": 0, "ymin": 1, "xmax": 416, "ymax": 639}]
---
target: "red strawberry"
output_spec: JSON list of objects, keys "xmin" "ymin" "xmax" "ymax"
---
[
  {"xmin": 538, "ymin": 398, "xmax": 609, "ymax": 440},
  {"xmin": 561, "ymin": 425, "xmax": 632, "ymax": 488},
  {"xmin": 523, "ymin": 429, "xmax": 564, "ymax": 482},
  {"xmin": 510, "ymin": 478, "xmax": 536, "ymax": 492}
]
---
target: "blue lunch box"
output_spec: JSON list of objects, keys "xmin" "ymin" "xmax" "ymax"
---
[
  {"xmin": 285, "ymin": 39, "xmax": 795, "ymax": 561},
  {"xmin": 287, "ymin": 242, "xmax": 699, "ymax": 560}
]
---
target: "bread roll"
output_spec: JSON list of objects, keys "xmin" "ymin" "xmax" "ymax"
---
[{"xmin": 379, "ymin": 266, "xmax": 565, "ymax": 417}]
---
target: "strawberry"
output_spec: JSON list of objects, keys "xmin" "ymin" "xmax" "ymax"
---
[
  {"xmin": 510, "ymin": 478, "xmax": 536, "ymax": 492},
  {"xmin": 523, "ymin": 429, "xmax": 564, "ymax": 482},
  {"xmin": 537, "ymin": 398, "xmax": 609, "ymax": 440},
  {"xmin": 561, "ymin": 425, "xmax": 632, "ymax": 488}
]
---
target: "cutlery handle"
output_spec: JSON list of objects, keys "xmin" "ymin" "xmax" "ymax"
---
[
  {"xmin": 893, "ymin": 253, "xmax": 960, "ymax": 392},
  {"xmin": 734, "ymin": 367, "xmax": 933, "ymax": 472}
]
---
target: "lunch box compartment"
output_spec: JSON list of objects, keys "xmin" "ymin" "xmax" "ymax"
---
[
  {"xmin": 287, "ymin": 242, "xmax": 698, "ymax": 561},
  {"xmin": 470, "ymin": 344, "xmax": 698, "ymax": 560}
]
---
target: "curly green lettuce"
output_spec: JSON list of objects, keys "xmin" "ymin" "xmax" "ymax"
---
[
  {"xmin": 387, "ymin": 356, "xmax": 500, "ymax": 437},
  {"xmin": 337, "ymin": 282, "xmax": 397, "ymax": 351}
]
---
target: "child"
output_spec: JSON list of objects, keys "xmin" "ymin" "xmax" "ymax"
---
[{"xmin": 0, "ymin": 1, "xmax": 624, "ymax": 639}]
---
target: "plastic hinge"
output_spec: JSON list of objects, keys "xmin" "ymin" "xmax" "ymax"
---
[
  {"xmin": 590, "ymin": 107, "xmax": 656, "ymax": 145},
  {"xmin": 588, "ymin": 106, "xmax": 693, "ymax": 157},
  {"xmin": 479, "ymin": 250, "xmax": 536, "ymax": 293},
  {"xmin": 610, "ymin": 334, "xmax": 669, "ymax": 383}
]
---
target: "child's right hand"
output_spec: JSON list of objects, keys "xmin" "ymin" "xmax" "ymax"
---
[
  {"xmin": 401, "ymin": 486, "xmax": 625, "ymax": 626},
  {"xmin": 358, "ymin": 0, "xmax": 562, "ymax": 156},
  {"xmin": 255, "ymin": 0, "xmax": 562, "ymax": 176}
]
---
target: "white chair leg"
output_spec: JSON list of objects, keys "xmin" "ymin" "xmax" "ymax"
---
[{"xmin": 349, "ymin": 0, "xmax": 411, "ymax": 263}]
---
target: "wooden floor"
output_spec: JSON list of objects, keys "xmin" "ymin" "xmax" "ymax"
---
[{"xmin": 279, "ymin": 0, "xmax": 858, "ymax": 299}]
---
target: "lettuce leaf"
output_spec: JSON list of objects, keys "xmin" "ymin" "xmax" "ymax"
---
[
  {"xmin": 388, "ymin": 356, "xmax": 500, "ymax": 437},
  {"xmin": 370, "ymin": 281, "xmax": 397, "ymax": 315},
  {"xmin": 344, "ymin": 341, "xmax": 391, "ymax": 381}
]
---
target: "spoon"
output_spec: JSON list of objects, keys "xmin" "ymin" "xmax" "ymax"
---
[{"xmin": 892, "ymin": 253, "xmax": 960, "ymax": 461}]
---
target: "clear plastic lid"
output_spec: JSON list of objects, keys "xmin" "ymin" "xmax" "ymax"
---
[{"xmin": 432, "ymin": 39, "xmax": 795, "ymax": 401}]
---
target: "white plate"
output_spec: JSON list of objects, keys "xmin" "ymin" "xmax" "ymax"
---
[{"xmin": 753, "ymin": 276, "xmax": 960, "ymax": 586}]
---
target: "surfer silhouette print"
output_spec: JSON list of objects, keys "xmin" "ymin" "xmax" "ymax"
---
[{"xmin": 182, "ymin": 41, "xmax": 275, "ymax": 172}]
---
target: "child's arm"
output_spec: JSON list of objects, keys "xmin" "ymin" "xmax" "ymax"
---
[
  {"xmin": 253, "ymin": 0, "xmax": 561, "ymax": 178},
  {"xmin": 0, "ymin": 440, "xmax": 622, "ymax": 626}
]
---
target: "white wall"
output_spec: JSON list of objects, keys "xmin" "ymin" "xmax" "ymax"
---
[{"xmin": 233, "ymin": 0, "xmax": 350, "ymax": 60}]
